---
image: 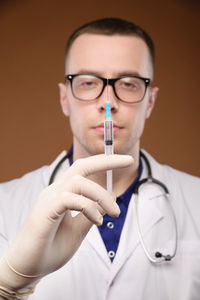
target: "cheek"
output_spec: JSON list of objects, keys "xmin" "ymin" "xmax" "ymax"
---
[
  {"xmin": 66, "ymin": 103, "xmax": 79, "ymax": 131},
  {"xmin": 67, "ymin": 103, "xmax": 91, "ymax": 137},
  {"xmin": 129, "ymin": 104, "xmax": 147, "ymax": 125},
  {"xmin": 68, "ymin": 108, "xmax": 82, "ymax": 131},
  {"xmin": 127, "ymin": 104, "xmax": 149, "ymax": 138}
]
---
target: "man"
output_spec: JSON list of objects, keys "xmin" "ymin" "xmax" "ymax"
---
[{"xmin": 0, "ymin": 18, "xmax": 199, "ymax": 300}]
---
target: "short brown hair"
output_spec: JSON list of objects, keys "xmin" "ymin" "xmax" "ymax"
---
[{"xmin": 65, "ymin": 17, "xmax": 155, "ymax": 68}]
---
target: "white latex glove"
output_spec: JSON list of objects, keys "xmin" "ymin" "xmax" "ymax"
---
[{"xmin": 0, "ymin": 154, "xmax": 133, "ymax": 290}]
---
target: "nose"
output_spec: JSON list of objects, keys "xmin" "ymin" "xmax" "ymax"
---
[{"xmin": 96, "ymin": 84, "xmax": 118, "ymax": 113}]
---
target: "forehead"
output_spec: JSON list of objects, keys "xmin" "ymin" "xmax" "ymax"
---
[{"xmin": 65, "ymin": 33, "xmax": 153, "ymax": 78}]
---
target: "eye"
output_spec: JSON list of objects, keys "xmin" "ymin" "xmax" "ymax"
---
[
  {"xmin": 75, "ymin": 76, "xmax": 100, "ymax": 89},
  {"xmin": 82, "ymin": 81, "xmax": 96, "ymax": 86},
  {"xmin": 123, "ymin": 82, "xmax": 136, "ymax": 88},
  {"xmin": 118, "ymin": 77, "xmax": 143, "ymax": 91},
  {"xmin": 119, "ymin": 81, "xmax": 138, "ymax": 90},
  {"xmin": 78, "ymin": 81, "xmax": 98, "ymax": 91}
]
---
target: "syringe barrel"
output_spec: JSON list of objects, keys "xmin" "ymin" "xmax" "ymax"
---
[{"xmin": 104, "ymin": 119, "xmax": 113, "ymax": 148}]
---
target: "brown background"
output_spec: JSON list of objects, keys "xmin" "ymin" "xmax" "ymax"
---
[{"xmin": 0, "ymin": 0, "xmax": 200, "ymax": 182}]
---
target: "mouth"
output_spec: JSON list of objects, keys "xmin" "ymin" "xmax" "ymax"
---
[{"xmin": 92, "ymin": 122, "xmax": 123, "ymax": 135}]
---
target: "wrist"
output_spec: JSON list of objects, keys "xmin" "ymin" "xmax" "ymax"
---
[
  {"xmin": 0, "ymin": 256, "xmax": 40, "ymax": 291},
  {"xmin": 0, "ymin": 285, "xmax": 35, "ymax": 299}
]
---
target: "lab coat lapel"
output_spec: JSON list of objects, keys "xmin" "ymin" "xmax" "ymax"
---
[
  {"xmin": 85, "ymin": 222, "xmax": 111, "ymax": 267},
  {"xmin": 70, "ymin": 209, "xmax": 111, "ymax": 267},
  {"xmin": 84, "ymin": 185, "xmax": 165, "ymax": 275},
  {"xmin": 111, "ymin": 186, "xmax": 164, "ymax": 278}
]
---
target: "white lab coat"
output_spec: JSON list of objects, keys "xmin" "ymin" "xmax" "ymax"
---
[{"xmin": 0, "ymin": 150, "xmax": 200, "ymax": 300}]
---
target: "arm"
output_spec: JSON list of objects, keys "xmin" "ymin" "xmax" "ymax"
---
[{"xmin": 0, "ymin": 154, "xmax": 133, "ymax": 297}]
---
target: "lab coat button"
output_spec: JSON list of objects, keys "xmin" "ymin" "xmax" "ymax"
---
[
  {"xmin": 107, "ymin": 222, "xmax": 114, "ymax": 229},
  {"xmin": 108, "ymin": 250, "xmax": 115, "ymax": 258}
]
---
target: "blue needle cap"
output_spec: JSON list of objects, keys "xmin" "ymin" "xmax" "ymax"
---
[{"xmin": 106, "ymin": 102, "xmax": 111, "ymax": 118}]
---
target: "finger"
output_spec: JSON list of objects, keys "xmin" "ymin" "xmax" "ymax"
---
[
  {"xmin": 64, "ymin": 175, "xmax": 120, "ymax": 217},
  {"xmin": 48, "ymin": 192, "xmax": 103, "ymax": 226},
  {"xmin": 59, "ymin": 154, "xmax": 134, "ymax": 180}
]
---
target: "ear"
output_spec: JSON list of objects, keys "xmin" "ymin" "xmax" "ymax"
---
[
  {"xmin": 58, "ymin": 83, "xmax": 69, "ymax": 116},
  {"xmin": 146, "ymin": 86, "xmax": 159, "ymax": 119}
]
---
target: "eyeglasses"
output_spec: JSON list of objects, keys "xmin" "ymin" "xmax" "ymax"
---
[{"xmin": 65, "ymin": 74, "xmax": 151, "ymax": 103}]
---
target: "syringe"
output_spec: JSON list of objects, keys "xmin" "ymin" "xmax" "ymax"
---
[{"xmin": 104, "ymin": 101, "xmax": 113, "ymax": 194}]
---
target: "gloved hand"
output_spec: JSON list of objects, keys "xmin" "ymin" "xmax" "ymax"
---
[{"xmin": 0, "ymin": 154, "xmax": 133, "ymax": 291}]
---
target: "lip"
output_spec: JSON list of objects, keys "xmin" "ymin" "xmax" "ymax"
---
[{"xmin": 92, "ymin": 122, "xmax": 123, "ymax": 135}]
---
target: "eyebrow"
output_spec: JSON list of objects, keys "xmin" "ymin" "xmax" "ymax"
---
[{"xmin": 73, "ymin": 69, "xmax": 142, "ymax": 78}]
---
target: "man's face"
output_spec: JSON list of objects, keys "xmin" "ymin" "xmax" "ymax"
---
[{"xmin": 60, "ymin": 33, "xmax": 158, "ymax": 158}]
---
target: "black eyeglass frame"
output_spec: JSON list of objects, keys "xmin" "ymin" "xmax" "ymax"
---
[{"xmin": 65, "ymin": 74, "xmax": 151, "ymax": 104}]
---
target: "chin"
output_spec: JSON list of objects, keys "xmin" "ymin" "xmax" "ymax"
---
[
  {"xmin": 86, "ymin": 142, "xmax": 105, "ymax": 156},
  {"xmin": 92, "ymin": 146, "xmax": 105, "ymax": 155}
]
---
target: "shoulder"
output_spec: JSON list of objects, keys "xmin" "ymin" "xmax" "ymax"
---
[
  {"xmin": 0, "ymin": 150, "xmax": 69, "ymax": 210},
  {"xmin": 0, "ymin": 166, "xmax": 48, "ymax": 231},
  {"xmin": 142, "ymin": 149, "xmax": 200, "ymax": 217},
  {"xmin": 0, "ymin": 166, "xmax": 48, "ymax": 244},
  {"xmin": 0, "ymin": 151, "xmax": 69, "ymax": 242},
  {"xmin": 142, "ymin": 149, "xmax": 200, "ymax": 187},
  {"xmin": 0, "ymin": 166, "xmax": 47, "ymax": 200}
]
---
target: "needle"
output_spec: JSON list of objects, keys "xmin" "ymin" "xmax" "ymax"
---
[{"xmin": 104, "ymin": 81, "xmax": 113, "ymax": 194}]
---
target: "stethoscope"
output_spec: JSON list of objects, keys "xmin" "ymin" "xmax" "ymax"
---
[{"xmin": 48, "ymin": 149, "xmax": 178, "ymax": 264}]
